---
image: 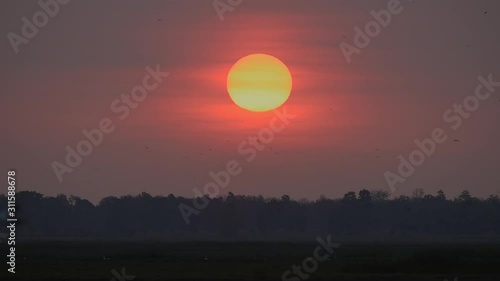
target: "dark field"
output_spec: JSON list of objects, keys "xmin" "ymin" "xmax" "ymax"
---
[{"xmin": 3, "ymin": 241, "xmax": 500, "ymax": 281}]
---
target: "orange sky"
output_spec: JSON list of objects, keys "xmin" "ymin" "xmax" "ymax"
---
[{"xmin": 1, "ymin": 0, "xmax": 500, "ymax": 202}]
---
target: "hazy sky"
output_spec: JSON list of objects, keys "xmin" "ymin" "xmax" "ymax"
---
[{"xmin": 1, "ymin": 0, "xmax": 500, "ymax": 203}]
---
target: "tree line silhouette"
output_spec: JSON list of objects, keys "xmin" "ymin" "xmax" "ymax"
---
[{"xmin": 2, "ymin": 189, "xmax": 500, "ymax": 239}]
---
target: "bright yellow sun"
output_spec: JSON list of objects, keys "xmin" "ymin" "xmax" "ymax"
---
[{"xmin": 227, "ymin": 54, "xmax": 292, "ymax": 112}]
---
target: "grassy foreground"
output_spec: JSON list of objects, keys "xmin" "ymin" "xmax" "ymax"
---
[{"xmin": 2, "ymin": 240, "xmax": 500, "ymax": 281}]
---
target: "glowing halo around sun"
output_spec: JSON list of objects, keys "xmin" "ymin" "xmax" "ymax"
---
[{"xmin": 227, "ymin": 54, "xmax": 292, "ymax": 112}]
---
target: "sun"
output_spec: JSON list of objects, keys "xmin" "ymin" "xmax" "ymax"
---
[{"xmin": 227, "ymin": 54, "xmax": 292, "ymax": 112}]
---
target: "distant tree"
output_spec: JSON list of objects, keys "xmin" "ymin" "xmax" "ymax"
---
[
  {"xmin": 68, "ymin": 195, "xmax": 80, "ymax": 206},
  {"xmin": 423, "ymin": 194, "xmax": 435, "ymax": 200},
  {"xmin": 436, "ymin": 189, "xmax": 446, "ymax": 200},
  {"xmin": 7, "ymin": 190, "xmax": 500, "ymax": 239},
  {"xmin": 342, "ymin": 191, "xmax": 357, "ymax": 202},
  {"xmin": 138, "ymin": 192, "xmax": 152, "ymax": 199},
  {"xmin": 219, "ymin": 202, "xmax": 242, "ymax": 237},
  {"xmin": 412, "ymin": 188, "xmax": 425, "ymax": 200},
  {"xmin": 18, "ymin": 191, "xmax": 43, "ymax": 202},
  {"xmin": 395, "ymin": 195, "xmax": 410, "ymax": 201},
  {"xmin": 298, "ymin": 198, "xmax": 309, "ymax": 204},
  {"xmin": 281, "ymin": 195, "xmax": 291, "ymax": 202},
  {"xmin": 98, "ymin": 196, "xmax": 119, "ymax": 207},
  {"xmin": 487, "ymin": 194, "xmax": 500, "ymax": 203},
  {"xmin": 358, "ymin": 189, "xmax": 372, "ymax": 203},
  {"xmin": 457, "ymin": 190, "xmax": 473, "ymax": 202},
  {"xmin": 370, "ymin": 189, "xmax": 391, "ymax": 202}
]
